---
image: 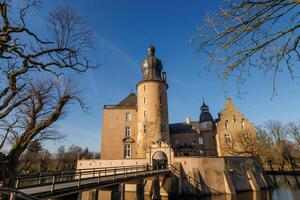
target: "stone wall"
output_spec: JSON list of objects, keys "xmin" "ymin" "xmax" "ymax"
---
[
  {"xmin": 136, "ymin": 80, "xmax": 170, "ymax": 158},
  {"xmin": 216, "ymin": 98, "xmax": 256, "ymax": 157},
  {"xmin": 100, "ymin": 107, "xmax": 138, "ymax": 159},
  {"xmin": 171, "ymin": 156, "xmax": 270, "ymax": 195}
]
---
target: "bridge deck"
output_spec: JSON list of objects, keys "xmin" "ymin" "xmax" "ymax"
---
[{"xmin": 15, "ymin": 165, "xmax": 170, "ymax": 198}]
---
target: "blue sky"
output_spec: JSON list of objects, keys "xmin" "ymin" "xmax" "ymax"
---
[{"xmin": 22, "ymin": 0, "xmax": 300, "ymax": 153}]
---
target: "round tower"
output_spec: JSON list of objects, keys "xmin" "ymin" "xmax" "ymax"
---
[{"xmin": 136, "ymin": 46, "xmax": 170, "ymax": 158}]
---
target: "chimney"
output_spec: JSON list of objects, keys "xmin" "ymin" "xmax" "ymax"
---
[{"xmin": 185, "ymin": 117, "xmax": 191, "ymax": 124}]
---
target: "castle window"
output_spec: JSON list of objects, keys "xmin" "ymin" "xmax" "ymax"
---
[
  {"xmin": 124, "ymin": 144, "xmax": 131, "ymax": 158},
  {"xmin": 224, "ymin": 133, "xmax": 232, "ymax": 143},
  {"xmin": 144, "ymin": 111, "xmax": 148, "ymax": 118},
  {"xmin": 125, "ymin": 126, "xmax": 131, "ymax": 137},
  {"xmin": 244, "ymin": 132, "xmax": 249, "ymax": 141},
  {"xmin": 233, "ymin": 114, "xmax": 236, "ymax": 122},
  {"xmin": 144, "ymin": 97, "xmax": 146, "ymax": 104},
  {"xmin": 198, "ymin": 137, "xmax": 204, "ymax": 145},
  {"xmin": 199, "ymin": 150, "xmax": 204, "ymax": 155},
  {"xmin": 191, "ymin": 139, "xmax": 197, "ymax": 146},
  {"xmin": 144, "ymin": 125, "xmax": 147, "ymax": 133},
  {"xmin": 241, "ymin": 119, "xmax": 245, "ymax": 129},
  {"xmin": 225, "ymin": 120, "xmax": 229, "ymax": 129},
  {"xmin": 144, "ymin": 85, "xmax": 146, "ymax": 92},
  {"xmin": 125, "ymin": 113, "xmax": 131, "ymax": 121}
]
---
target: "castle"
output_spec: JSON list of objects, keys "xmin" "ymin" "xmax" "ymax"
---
[
  {"xmin": 77, "ymin": 46, "xmax": 271, "ymax": 199},
  {"xmin": 100, "ymin": 46, "xmax": 256, "ymax": 160}
]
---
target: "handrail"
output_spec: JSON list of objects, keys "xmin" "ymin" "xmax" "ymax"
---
[
  {"xmin": 0, "ymin": 187, "xmax": 41, "ymax": 200},
  {"xmin": 17, "ymin": 164, "xmax": 148, "ymax": 179},
  {"xmin": 16, "ymin": 165, "xmax": 170, "ymax": 191},
  {"xmin": 17, "ymin": 164, "xmax": 148, "ymax": 178}
]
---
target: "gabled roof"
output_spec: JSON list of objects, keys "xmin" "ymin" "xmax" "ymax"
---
[{"xmin": 118, "ymin": 93, "xmax": 137, "ymax": 106}]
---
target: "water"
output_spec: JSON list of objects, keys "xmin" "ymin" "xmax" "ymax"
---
[
  {"xmin": 173, "ymin": 188, "xmax": 300, "ymax": 200},
  {"xmin": 124, "ymin": 187, "xmax": 300, "ymax": 200}
]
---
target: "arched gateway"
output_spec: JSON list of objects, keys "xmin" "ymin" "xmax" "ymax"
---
[{"xmin": 152, "ymin": 151, "xmax": 168, "ymax": 169}]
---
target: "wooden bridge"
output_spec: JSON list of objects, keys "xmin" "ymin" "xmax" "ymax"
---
[{"xmin": 2, "ymin": 165, "xmax": 170, "ymax": 200}]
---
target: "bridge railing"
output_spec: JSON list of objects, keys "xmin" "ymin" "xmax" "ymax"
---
[{"xmin": 15, "ymin": 165, "xmax": 170, "ymax": 191}]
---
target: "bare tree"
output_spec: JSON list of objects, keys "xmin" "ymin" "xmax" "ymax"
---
[
  {"xmin": 224, "ymin": 128, "xmax": 257, "ymax": 156},
  {"xmin": 287, "ymin": 121, "xmax": 300, "ymax": 146},
  {"xmin": 193, "ymin": 0, "xmax": 300, "ymax": 95},
  {"xmin": 0, "ymin": 0, "xmax": 96, "ymax": 188}
]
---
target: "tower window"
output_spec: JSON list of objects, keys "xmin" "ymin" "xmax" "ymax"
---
[
  {"xmin": 125, "ymin": 126, "xmax": 131, "ymax": 137},
  {"xmin": 124, "ymin": 144, "xmax": 131, "ymax": 158},
  {"xmin": 144, "ymin": 97, "xmax": 146, "ymax": 104},
  {"xmin": 125, "ymin": 113, "xmax": 131, "ymax": 121},
  {"xmin": 224, "ymin": 133, "xmax": 232, "ymax": 143},
  {"xmin": 198, "ymin": 137, "xmax": 204, "ymax": 145},
  {"xmin": 144, "ymin": 85, "xmax": 146, "ymax": 92},
  {"xmin": 144, "ymin": 111, "xmax": 148, "ymax": 118},
  {"xmin": 144, "ymin": 125, "xmax": 147, "ymax": 133}
]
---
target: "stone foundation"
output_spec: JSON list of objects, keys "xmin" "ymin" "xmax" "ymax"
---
[{"xmin": 77, "ymin": 156, "xmax": 272, "ymax": 199}]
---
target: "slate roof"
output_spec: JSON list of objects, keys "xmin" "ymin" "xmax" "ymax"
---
[
  {"xmin": 118, "ymin": 93, "xmax": 137, "ymax": 106},
  {"xmin": 169, "ymin": 121, "xmax": 200, "ymax": 135}
]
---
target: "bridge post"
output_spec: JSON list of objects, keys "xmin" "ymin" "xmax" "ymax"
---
[
  {"xmin": 136, "ymin": 179, "xmax": 144, "ymax": 200},
  {"xmin": 152, "ymin": 176, "xmax": 161, "ymax": 200},
  {"xmin": 111, "ymin": 183, "xmax": 124, "ymax": 200}
]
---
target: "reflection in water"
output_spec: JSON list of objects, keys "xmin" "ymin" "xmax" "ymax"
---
[{"xmin": 125, "ymin": 187, "xmax": 300, "ymax": 200}]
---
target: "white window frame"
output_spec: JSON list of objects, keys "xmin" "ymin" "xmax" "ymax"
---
[
  {"xmin": 125, "ymin": 113, "xmax": 131, "ymax": 121},
  {"xmin": 124, "ymin": 143, "xmax": 131, "ymax": 158},
  {"xmin": 125, "ymin": 126, "xmax": 131, "ymax": 137},
  {"xmin": 198, "ymin": 137, "xmax": 204, "ymax": 145}
]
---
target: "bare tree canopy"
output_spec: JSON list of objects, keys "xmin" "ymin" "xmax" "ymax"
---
[
  {"xmin": 0, "ymin": 0, "xmax": 96, "ymax": 188},
  {"xmin": 193, "ymin": 0, "xmax": 300, "ymax": 95}
]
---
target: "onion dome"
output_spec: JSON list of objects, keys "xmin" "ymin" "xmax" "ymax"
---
[{"xmin": 141, "ymin": 46, "xmax": 163, "ymax": 80}]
